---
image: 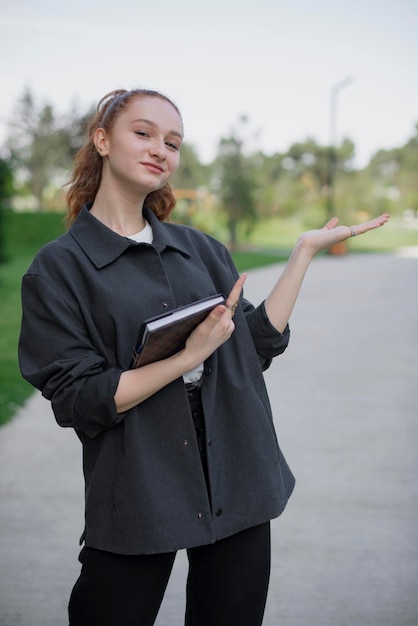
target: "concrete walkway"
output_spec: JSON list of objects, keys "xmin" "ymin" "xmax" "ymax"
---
[{"xmin": 1, "ymin": 251, "xmax": 417, "ymax": 626}]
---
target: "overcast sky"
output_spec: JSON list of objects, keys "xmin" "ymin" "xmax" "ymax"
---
[{"xmin": 1, "ymin": 0, "xmax": 417, "ymax": 167}]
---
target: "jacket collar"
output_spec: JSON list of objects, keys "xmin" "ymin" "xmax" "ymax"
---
[{"xmin": 70, "ymin": 204, "xmax": 191, "ymax": 269}]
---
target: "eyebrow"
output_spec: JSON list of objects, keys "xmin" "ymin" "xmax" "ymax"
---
[{"xmin": 130, "ymin": 118, "xmax": 183, "ymax": 139}]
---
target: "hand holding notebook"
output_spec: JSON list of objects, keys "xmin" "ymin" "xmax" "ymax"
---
[{"xmin": 131, "ymin": 294, "xmax": 225, "ymax": 368}]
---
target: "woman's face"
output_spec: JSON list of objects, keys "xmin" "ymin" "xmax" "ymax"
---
[{"xmin": 96, "ymin": 95, "xmax": 183, "ymax": 196}]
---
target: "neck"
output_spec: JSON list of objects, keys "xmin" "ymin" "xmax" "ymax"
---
[{"xmin": 90, "ymin": 186, "xmax": 147, "ymax": 237}]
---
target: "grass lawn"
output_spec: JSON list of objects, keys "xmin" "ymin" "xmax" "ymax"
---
[
  {"xmin": 0, "ymin": 212, "xmax": 66, "ymax": 426},
  {"xmin": 1, "ymin": 210, "xmax": 417, "ymax": 427}
]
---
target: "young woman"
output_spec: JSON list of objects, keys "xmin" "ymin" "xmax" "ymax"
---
[{"xmin": 18, "ymin": 88, "xmax": 389, "ymax": 626}]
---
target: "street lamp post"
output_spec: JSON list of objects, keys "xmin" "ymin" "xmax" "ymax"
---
[{"xmin": 326, "ymin": 76, "xmax": 354, "ymax": 221}]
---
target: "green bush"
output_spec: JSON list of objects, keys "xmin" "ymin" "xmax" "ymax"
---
[{"xmin": 0, "ymin": 211, "xmax": 66, "ymax": 425}]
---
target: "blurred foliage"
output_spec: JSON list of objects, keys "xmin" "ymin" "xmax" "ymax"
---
[
  {"xmin": 212, "ymin": 115, "xmax": 259, "ymax": 249},
  {"xmin": 0, "ymin": 157, "xmax": 14, "ymax": 201},
  {"xmin": 0, "ymin": 210, "xmax": 66, "ymax": 425},
  {"xmin": 5, "ymin": 87, "xmax": 94, "ymax": 211},
  {"xmin": 2, "ymin": 88, "xmax": 418, "ymax": 248},
  {"xmin": 0, "ymin": 156, "xmax": 14, "ymax": 262},
  {"xmin": 170, "ymin": 142, "xmax": 210, "ymax": 190}
]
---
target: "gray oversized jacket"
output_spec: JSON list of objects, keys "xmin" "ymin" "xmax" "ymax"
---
[{"xmin": 19, "ymin": 205, "xmax": 295, "ymax": 554}]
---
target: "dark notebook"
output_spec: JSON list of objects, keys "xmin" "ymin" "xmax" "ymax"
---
[{"xmin": 131, "ymin": 294, "xmax": 225, "ymax": 368}]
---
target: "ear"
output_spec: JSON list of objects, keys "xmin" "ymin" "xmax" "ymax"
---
[{"xmin": 93, "ymin": 128, "xmax": 109, "ymax": 157}]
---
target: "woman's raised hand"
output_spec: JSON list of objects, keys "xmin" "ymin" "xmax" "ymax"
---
[{"xmin": 298, "ymin": 213, "xmax": 390, "ymax": 258}]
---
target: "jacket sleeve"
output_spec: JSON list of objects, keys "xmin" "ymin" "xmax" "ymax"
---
[
  {"xmin": 242, "ymin": 298, "xmax": 290, "ymax": 370},
  {"xmin": 19, "ymin": 272, "xmax": 124, "ymax": 438},
  {"xmin": 221, "ymin": 248, "xmax": 290, "ymax": 370}
]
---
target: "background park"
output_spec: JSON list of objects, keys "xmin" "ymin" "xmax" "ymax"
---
[{"xmin": 0, "ymin": 3, "xmax": 417, "ymax": 624}]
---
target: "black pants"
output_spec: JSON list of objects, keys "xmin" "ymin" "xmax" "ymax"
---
[
  {"xmin": 68, "ymin": 522, "xmax": 271, "ymax": 626},
  {"xmin": 69, "ymin": 387, "xmax": 271, "ymax": 625}
]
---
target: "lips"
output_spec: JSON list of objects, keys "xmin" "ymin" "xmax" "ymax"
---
[{"xmin": 141, "ymin": 162, "xmax": 165, "ymax": 174}]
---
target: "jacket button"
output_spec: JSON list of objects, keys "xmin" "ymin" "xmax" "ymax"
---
[
  {"xmin": 183, "ymin": 440, "xmax": 189, "ymax": 446},
  {"xmin": 197, "ymin": 512, "xmax": 203, "ymax": 519},
  {"xmin": 162, "ymin": 302, "xmax": 168, "ymax": 308},
  {"xmin": 215, "ymin": 508, "xmax": 223, "ymax": 517}
]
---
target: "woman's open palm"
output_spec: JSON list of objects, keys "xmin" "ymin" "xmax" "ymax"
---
[{"xmin": 299, "ymin": 213, "xmax": 390, "ymax": 257}]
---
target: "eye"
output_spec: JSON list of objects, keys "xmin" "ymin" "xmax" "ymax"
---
[
  {"xmin": 165, "ymin": 141, "xmax": 180, "ymax": 151},
  {"xmin": 134, "ymin": 131, "xmax": 149, "ymax": 138}
]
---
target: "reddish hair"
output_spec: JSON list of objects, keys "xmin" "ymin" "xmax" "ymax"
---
[{"xmin": 65, "ymin": 89, "xmax": 182, "ymax": 226}]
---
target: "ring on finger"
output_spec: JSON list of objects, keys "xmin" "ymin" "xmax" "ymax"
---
[
  {"xmin": 350, "ymin": 226, "xmax": 357, "ymax": 237},
  {"xmin": 226, "ymin": 302, "xmax": 238, "ymax": 316}
]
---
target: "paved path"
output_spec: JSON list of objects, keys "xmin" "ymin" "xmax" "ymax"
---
[{"xmin": 1, "ymin": 251, "xmax": 417, "ymax": 626}]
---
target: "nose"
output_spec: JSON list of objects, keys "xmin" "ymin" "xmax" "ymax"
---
[{"xmin": 150, "ymin": 138, "xmax": 167, "ymax": 161}]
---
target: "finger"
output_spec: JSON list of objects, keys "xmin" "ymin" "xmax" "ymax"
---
[
  {"xmin": 350, "ymin": 213, "xmax": 390, "ymax": 237},
  {"xmin": 207, "ymin": 304, "xmax": 227, "ymax": 321},
  {"xmin": 323, "ymin": 217, "xmax": 339, "ymax": 230},
  {"xmin": 363, "ymin": 213, "xmax": 390, "ymax": 229},
  {"xmin": 225, "ymin": 273, "xmax": 247, "ymax": 315},
  {"xmin": 201, "ymin": 308, "xmax": 235, "ymax": 340}
]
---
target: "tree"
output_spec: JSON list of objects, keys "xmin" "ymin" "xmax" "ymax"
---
[
  {"xmin": 235, "ymin": 150, "xmax": 283, "ymax": 219},
  {"xmin": 6, "ymin": 88, "xmax": 89, "ymax": 209},
  {"xmin": 170, "ymin": 142, "xmax": 210, "ymax": 190},
  {"xmin": 278, "ymin": 137, "xmax": 355, "ymax": 218},
  {"xmin": 213, "ymin": 116, "xmax": 258, "ymax": 249},
  {"xmin": 169, "ymin": 142, "xmax": 212, "ymax": 225},
  {"xmin": 366, "ymin": 125, "xmax": 418, "ymax": 215},
  {"xmin": 283, "ymin": 138, "xmax": 332, "ymax": 190},
  {"xmin": 397, "ymin": 125, "xmax": 418, "ymax": 212}
]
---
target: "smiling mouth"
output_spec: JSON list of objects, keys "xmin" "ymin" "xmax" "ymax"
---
[{"xmin": 142, "ymin": 162, "xmax": 165, "ymax": 174}]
